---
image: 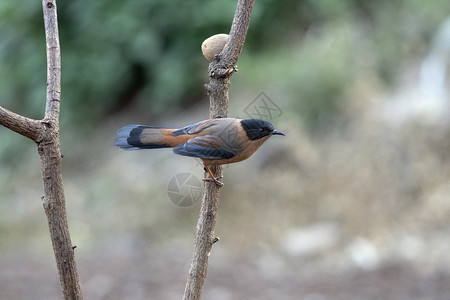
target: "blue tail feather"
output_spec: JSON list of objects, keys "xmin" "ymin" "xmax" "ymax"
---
[{"xmin": 114, "ymin": 125, "xmax": 168, "ymax": 150}]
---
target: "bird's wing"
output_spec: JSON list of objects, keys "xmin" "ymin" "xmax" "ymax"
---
[
  {"xmin": 173, "ymin": 135, "xmax": 237, "ymax": 160},
  {"xmin": 171, "ymin": 119, "xmax": 219, "ymax": 136}
]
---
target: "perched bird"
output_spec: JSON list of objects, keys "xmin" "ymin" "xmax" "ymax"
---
[{"xmin": 115, "ymin": 118, "xmax": 285, "ymax": 185}]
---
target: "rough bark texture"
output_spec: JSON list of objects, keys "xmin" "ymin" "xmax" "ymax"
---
[
  {"xmin": 0, "ymin": 1, "xmax": 83, "ymax": 299},
  {"xmin": 0, "ymin": 106, "xmax": 43, "ymax": 141},
  {"xmin": 39, "ymin": 126, "xmax": 82, "ymax": 300},
  {"xmin": 183, "ymin": 0, "xmax": 255, "ymax": 299},
  {"xmin": 41, "ymin": 1, "xmax": 83, "ymax": 298}
]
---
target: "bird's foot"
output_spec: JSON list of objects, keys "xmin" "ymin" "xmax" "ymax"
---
[
  {"xmin": 203, "ymin": 165, "xmax": 224, "ymax": 186},
  {"xmin": 203, "ymin": 176, "xmax": 224, "ymax": 187}
]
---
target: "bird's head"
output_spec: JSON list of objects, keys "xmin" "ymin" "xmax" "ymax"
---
[{"xmin": 240, "ymin": 119, "xmax": 285, "ymax": 141}]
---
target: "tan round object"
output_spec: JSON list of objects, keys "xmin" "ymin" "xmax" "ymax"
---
[{"xmin": 201, "ymin": 34, "xmax": 229, "ymax": 61}]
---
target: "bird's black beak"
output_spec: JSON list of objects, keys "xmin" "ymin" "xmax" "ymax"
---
[{"xmin": 271, "ymin": 129, "xmax": 285, "ymax": 136}]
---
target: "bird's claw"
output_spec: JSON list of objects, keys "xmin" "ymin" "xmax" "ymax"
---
[{"xmin": 203, "ymin": 176, "xmax": 224, "ymax": 186}]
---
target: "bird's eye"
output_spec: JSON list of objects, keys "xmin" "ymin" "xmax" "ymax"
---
[{"xmin": 259, "ymin": 127, "xmax": 264, "ymax": 132}]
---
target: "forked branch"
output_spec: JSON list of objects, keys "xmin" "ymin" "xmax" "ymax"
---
[{"xmin": 0, "ymin": 1, "xmax": 82, "ymax": 299}]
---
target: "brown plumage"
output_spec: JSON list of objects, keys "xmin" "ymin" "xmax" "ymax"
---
[{"xmin": 115, "ymin": 118, "xmax": 285, "ymax": 185}]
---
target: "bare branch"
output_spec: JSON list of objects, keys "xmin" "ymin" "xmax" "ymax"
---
[
  {"xmin": 0, "ymin": 1, "xmax": 83, "ymax": 298},
  {"xmin": 183, "ymin": 1, "xmax": 255, "ymax": 299},
  {"xmin": 221, "ymin": 0, "xmax": 255, "ymax": 65},
  {"xmin": 206, "ymin": 0, "xmax": 255, "ymax": 119},
  {"xmin": 0, "ymin": 0, "xmax": 61, "ymax": 137},
  {"xmin": 0, "ymin": 106, "xmax": 42, "ymax": 142},
  {"xmin": 183, "ymin": 169, "xmax": 222, "ymax": 300},
  {"xmin": 43, "ymin": 0, "xmax": 62, "ymax": 121},
  {"xmin": 208, "ymin": 0, "xmax": 255, "ymax": 80},
  {"xmin": 40, "ymin": 1, "xmax": 83, "ymax": 299}
]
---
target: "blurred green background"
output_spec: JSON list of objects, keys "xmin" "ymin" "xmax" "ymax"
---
[{"xmin": 1, "ymin": 0, "xmax": 450, "ymax": 299}]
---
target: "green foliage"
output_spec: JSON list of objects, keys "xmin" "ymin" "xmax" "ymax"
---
[
  {"xmin": 0, "ymin": 0, "xmax": 449, "ymax": 132},
  {"xmin": 0, "ymin": 0, "xmax": 237, "ymax": 126}
]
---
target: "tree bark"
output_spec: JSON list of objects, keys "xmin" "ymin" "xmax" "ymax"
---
[
  {"xmin": 183, "ymin": 1, "xmax": 255, "ymax": 299},
  {"xmin": 0, "ymin": 106, "xmax": 43, "ymax": 141},
  {"xmin": 0, "ymin": 1, "xmax": 83, "ymax": 299}
]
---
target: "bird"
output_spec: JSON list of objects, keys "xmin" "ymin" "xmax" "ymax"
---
[{"xmin": 114, "ymin": 118, "xmax": 285, "ymax": 186}]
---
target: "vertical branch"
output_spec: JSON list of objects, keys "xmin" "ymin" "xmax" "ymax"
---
[
  {"xmin": 183, "ymin": 1, "xmax": 255, "ymax": 299},
  {"xmin": 40, "ymin": 1, "xmax": 83, "ymax": 299},
  {"xmin": 43, "ymin": 0, "xmax": 62, "ymax": 121}
]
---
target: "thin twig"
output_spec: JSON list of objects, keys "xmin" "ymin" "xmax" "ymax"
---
[
  {"xmin": 43, "ymin": 0, "xmax": 62, "ymax": 121},
  {"xmin": 183, "ymin": 1, "xmax": 255, "ymax": 299}
]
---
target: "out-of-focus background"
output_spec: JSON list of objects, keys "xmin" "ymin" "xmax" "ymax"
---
[{"xmin": 1, "ymin": 0, "xmax": 450, "ymax": 299}]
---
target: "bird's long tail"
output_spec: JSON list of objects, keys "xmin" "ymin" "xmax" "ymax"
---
[{"xmin": 114, "ymin": 125, "xmax": 186, "ymax": 150}]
